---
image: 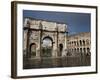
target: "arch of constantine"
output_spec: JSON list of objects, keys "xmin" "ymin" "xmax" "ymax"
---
[{"xmin": 23, "ymin": 18, "xmax": 68, "ymax": 59}]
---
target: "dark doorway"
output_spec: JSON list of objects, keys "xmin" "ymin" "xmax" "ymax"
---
[
  {"xmin": 58, "ymin": 44, "xmax": 63, "ymax": 56},
  {"xmin": 83, "ymin": 48, "xmax": 86, "ymax": 53},
  {"xmin": 30, "ymin": 43, "xmax": 36, "ymax": 57},
  {"xmin": 80, "ymin": 48, "xmax": 82, "ymax": 53},
  {"xmin": 87, "ymin": 48, "xmax": 90, "ymax": 55}
]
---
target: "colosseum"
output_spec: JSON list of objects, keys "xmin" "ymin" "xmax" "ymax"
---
[
  {"xmin": 23, "ymin": 17, "xmax": 91, "ymax": 68},
  {"xmin": 67, "ymin": 32, "xmax": 91, "ymax": 56}
]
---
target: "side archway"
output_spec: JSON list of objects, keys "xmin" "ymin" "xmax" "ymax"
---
[
  {"xmin": 58, "ymin": 43, "xmax": 63, "ymax": 56},
  {"xmin": 30, "ymin": 43, "xmax": 36, "ymax": 57}
]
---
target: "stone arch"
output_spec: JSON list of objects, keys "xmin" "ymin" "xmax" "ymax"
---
[
  {"xmin": 30, "ymin": 43, "xmax": 36, "ymax": 57},
  {"xmin": 43, "ymin": 36, "xmax": 53, "ymax": 43},
  {"xmin": 83, "ymin": 48, "xmax": 86, "ymax": 53},
  {"xmin": 87, "ymin": 48, "xmax": 90, "ymax": 51},
  {"xmin": 42, "ymin": 35, "xmax": 54, "ymax": 43},
  {"xmin": 41, "ymin": 36, "xmax": 53, "ymax": 57},
  {"xmin": 87, "ymin": 47, "xmax": 90, "ymax": 55},
  {"xmin": 58, "ymin": 43, "xmax": 63, "ymax": 56},
  {"xmin": 80, "ymin": 48, "xmax": 82, "ymax": 53},
  {"xmin": 83, "ymin": 40, "xmax": 85, "ymax": 46},
  {"xmin": 86, "ymin": 39, "xmax": 90, "ymax": 45},
  {"xmin": 79, "ymin": 40, "xmax": 82, "ymax": 46},
  {"xmin": 74, "ymin": 48, "xmax": 76, "ymax": 53},
  {"xmin": 77, "ymin": 48, "xmax": 79, "ymax": 53}
]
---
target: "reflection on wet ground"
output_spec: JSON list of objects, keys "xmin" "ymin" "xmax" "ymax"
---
[{"xmin": 23, "ymin": 56, "xmax": 91, "ymax": 69}]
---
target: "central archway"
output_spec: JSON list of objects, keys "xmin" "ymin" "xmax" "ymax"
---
[{"xmin": 41, "ymin": 36, "xmax": 53, "ymax": 57}]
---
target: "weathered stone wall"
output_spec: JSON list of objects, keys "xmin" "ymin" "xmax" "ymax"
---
[
  {"xmin": 23, "ymin": 18, "xmax": 68, "ymax": 58},
  {"xmin": 67, "ymin": 32, "xmax": 91, "ymax": 56}
]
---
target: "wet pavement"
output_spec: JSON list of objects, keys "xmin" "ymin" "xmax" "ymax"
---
[{"xmin": 23, "ymin": 56, "xmax": 91, "ymax": 69}]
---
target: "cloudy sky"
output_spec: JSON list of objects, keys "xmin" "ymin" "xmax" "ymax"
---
[
  {"xmin": 23, "ymin": 10, "xmax": 91, "ymax": 35},
  {"xmin": 42, "ymin": 38, "xmax": 52, "ymax": 47}
]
